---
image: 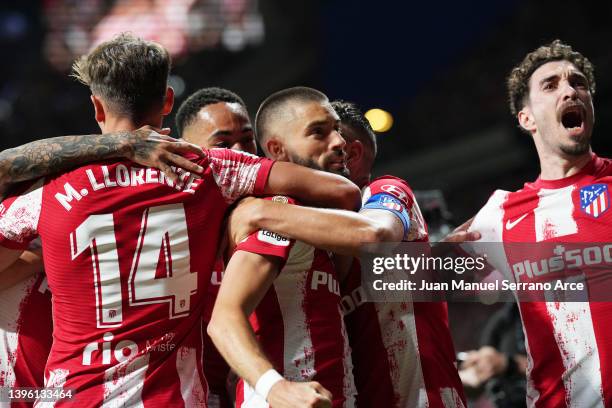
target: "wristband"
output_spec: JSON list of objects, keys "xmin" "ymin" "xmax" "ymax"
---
[{"xmin": 255, "ymin": 369, "xmax": 284, "ymax": 400}]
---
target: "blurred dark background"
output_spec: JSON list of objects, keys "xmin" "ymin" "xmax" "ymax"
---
[
  {"xmin": 2, "ymin": 2, "xmax": 610, "ymax": 405},
  {"xmin": 320, "ymin": 0, "xmax": 612, "ymax": 228},
  {"xmin": 2, "ymin": 0, "xmax": 611, "ymax": 224}
]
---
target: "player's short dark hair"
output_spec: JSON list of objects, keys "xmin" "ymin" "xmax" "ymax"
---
[
  {"xmin": 331, "ymin": 100, "xmax": 377, "ymax": 157},
  {"xmin": 255, "ymin": 86, "xmax": 328, "ymax": 146},
  {"xmin": 507, "ymin": 39, "xmax": 595, "ymax": 116},
  {"xmin": 72, "ymin": 32, "xmax": 171, "ymax": 123},
  {"xmin": 175, "ymin": 87, "xmax": 247, "ymax": 136}
]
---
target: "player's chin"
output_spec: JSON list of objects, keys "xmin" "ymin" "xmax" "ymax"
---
[{"xmin": 560, "ymin": 138, "xmax": 591, "ymax": 156}]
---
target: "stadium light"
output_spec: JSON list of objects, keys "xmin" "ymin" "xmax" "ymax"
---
[{"xmin": 365, "ymin": 108, "xmax": 393, "ymax": 132}]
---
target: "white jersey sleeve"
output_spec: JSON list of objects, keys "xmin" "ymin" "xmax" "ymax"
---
[
  {"xmin": 0, "ymin": 179, "xmax": 43, "ymax": 249},
  {"xmin": 205, "ymin": 148, "xmax": 274, "ymax": 204}
]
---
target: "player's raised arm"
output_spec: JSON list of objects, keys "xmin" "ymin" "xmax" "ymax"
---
[
  {"xmin": 0, "ymin": 126, "xmax": 205, "ymax": 196},
  {"xmin": 207, "ymin": 250, "xmax": 332, "ymax": 408}
]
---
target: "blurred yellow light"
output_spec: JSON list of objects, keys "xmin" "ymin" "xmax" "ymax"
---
[{"xmin": 365, "ymin": 108, "xmax": 393, "ymax": 132}]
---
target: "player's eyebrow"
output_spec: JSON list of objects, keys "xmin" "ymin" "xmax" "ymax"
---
[
  {"xmin": 569, "ymin": 72, "xmax": 588, "ymax": 83},
  {"xmin": 305, "ymin": 119, "xmax": 332, "ymax": 131},
  {"xmin": 540, "ymin": 71, "xmax": 588, "ymax": 87},
  {"xmin": 210, "ymin": 130, "xmax": 234, "ymax": 137},
  {"xmin": 539, "ymin": 74, "xmax": 559, "ymax": 86},
  {"xmin": 210, "ymin": 126, "xmax": 253, "ymax": 138}
]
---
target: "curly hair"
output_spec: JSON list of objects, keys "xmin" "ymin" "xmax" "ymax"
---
[
  {"xmin": 72, "ymin": 33, "xmax": 170, "ymax": 122},
  {"xmin": 331, "ymin": 100, "xmax": 377, "ymax": 157},
  {"xmin": 175, "ymin": 87, "xmax": 247, "ymax": 136},
  {"xmin": 507, "ymin": 39, "xmax": 595, "ymax": 116}
]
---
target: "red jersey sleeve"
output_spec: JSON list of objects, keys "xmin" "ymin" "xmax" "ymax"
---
[
  {"xmin": 363, "ymin": 175, "xmax": 428, "ymax": 242},
  {"xmin": 0, "ymin": 180, "xmax": 43, "ymax": 250},
  {"xmin": 235, "ymin": 196, "xmax": 297, "ymax": 262},
  {"xmin": 364, "ymin": 175, "xmax": 415, "ymax": 208},
  {"xmin": 203, "ymin": 148, "xmax": 274, "ymax": 204}
]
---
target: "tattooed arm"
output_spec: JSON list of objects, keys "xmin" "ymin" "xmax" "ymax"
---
[{"xmin": 0, "ymin": 126, "xmax": 205, "ymax": 196}]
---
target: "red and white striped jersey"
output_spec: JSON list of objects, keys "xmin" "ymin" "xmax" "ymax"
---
[
  {"xmin": 470, "ymin": 153, "xmax": 612, "ymax": 407},
  {"xmin": 0, "ymin": 148, "xmax": 273, "ymax": 408},
  {"xmin": 342, "ymin": 176, "xmax": 466, "ymax": 407},
  {"xmin": 0, "ymin": 271, "xmax": 52, "ymax": 408},
  {"xmin": 234, "ymin": 197, "xmax": 356, "ymax": 408}
]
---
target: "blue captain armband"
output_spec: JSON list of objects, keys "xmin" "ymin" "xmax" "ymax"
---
[{"xmin": 361, "ymin": 193, "xmax": 411, "ymax": 237}]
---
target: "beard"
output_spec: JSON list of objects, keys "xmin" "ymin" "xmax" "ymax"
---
[
  {"xmin": 559, "ymin": 133, "xmax": 591, "ymax": 156},
  {"xmin": 560, "ymin": 140, "xmax": 591, "ymax": 156},
  {"xmin": 287, "ymin": 151, "xmax": 350, "ymax": 178}
]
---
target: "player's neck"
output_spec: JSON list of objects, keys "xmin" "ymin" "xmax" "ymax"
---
[
  {"xmin": 538, "ymin": 149, "xmax": 592, "ymax": 181},
  {"xmin": 352, "ymin": 174, "xmax": 371, "ymax": 189},
  {"xmin": 101, "ymin": 115, "xmax": 163, "ymax": 133},
  {"xmin": 349, "ymin": 165, "xmax": 371, "ymax": 189}
]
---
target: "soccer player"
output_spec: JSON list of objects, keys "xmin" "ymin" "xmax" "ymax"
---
[
  {"xmin": 227, "ymin": 96, "xmax": 467, "ymax": 407},
  {"xmin": 0, "ymin": 34, "xmax": 359, "ymax": 407},
  {"xmin": 468, "ymin": 40, "xmax": 611, "ymax": 406},
  {"xmin": 0, "ymin": 86, "xmax": 256, "ymax": 408},
  {"xmin": 175, "ymin": 86, "xmax": 257, "ymax": 408},
  {"xmin": 208, "ymin": 87, "xmax": 356, "ymax": 408},
  {"xmin": 0, "ymin": 100, "xmax": 221, "ymax": 408},
  {"xmin": 175, "ymin": 86, "xmax": 257, "ymax": 154},
  {"xmin": 331, "ymin": 100, "xmax": 466, "ymax": 408}
]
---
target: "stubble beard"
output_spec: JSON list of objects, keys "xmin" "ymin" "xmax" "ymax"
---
[
  {"xmin": 287, "ymin": 152, "xmax": 350, "ymax": 178},
  {"xmin": 559, "ymin": 129, "xmax": 592, "ymax": 156},
  {"xmin": 560, "ymin": 139, "xmax": 591, "ymax": 156}
]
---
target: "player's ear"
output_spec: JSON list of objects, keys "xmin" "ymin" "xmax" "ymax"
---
[
  {"xmin": 91, "ymin": 95, "xmax": 105, "ymax": 125},
  {"xmin": 346, "ymin": 140, "xmax": 364, "ymax": 168},
  {"xmin": 518, "ymin": 106, "xmax": 536, "ymax": 133},
  {"xmin": 266, "ymin": 137, "xmax": 287, "ymax": 160},
  {"xmin": 162, "ymin": 86, "xmax": 174, "ymax": 116}
]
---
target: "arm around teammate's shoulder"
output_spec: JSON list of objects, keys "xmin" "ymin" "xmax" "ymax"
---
[
  {"xmin": 264, "ymin": 161, "xmax": 361, "ymax": 211},
  {"xmin": 228, "ymin": 199, "xmax": 404, "ymax": 257},
  {"xmin": 0, "ymin": 126, "xmax": 204, "ymax": 196},
  {"xmin": 358, "ymin": 208, "xmax": 406, "ymax": 242}
]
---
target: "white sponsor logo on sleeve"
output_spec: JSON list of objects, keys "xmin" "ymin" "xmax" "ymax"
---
[{"xmin": 257, "ymin": 230, "xmax": 290, "ymax": 247}]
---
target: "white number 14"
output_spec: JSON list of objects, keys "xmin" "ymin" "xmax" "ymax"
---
[{"xmin": 70, "ymin": 203, "xmax": 198, "ymax": 328}]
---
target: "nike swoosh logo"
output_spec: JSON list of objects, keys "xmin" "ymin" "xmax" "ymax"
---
[{"xmin": 506, "ymin": 213, "xmax": 529, "ymax": 230}]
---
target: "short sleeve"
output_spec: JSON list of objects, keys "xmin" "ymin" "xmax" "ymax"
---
[
  {"xmin": 203, "ymin": 148, "xmax": 274, "ymax": 204},
  {"xmin": 235, "ymin": 196, "xmax": 297, "ymax": 262},
  {"xmin": 361, "ymin": 175, "xmax": 427, "ymax": 241},
  {"xmin": 0, "ymin": 180, "xmax": 43, "ymax": 250}
]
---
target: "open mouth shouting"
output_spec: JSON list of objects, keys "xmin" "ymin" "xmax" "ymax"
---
[{"xmin": 560, "ymin": 103, "xmax": 586, "ymax": 136}]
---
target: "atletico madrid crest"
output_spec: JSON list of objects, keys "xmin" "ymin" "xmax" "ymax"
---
[{"xmin": 579, "ymin": 184, "xmax": 609, "ymax": 218}]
